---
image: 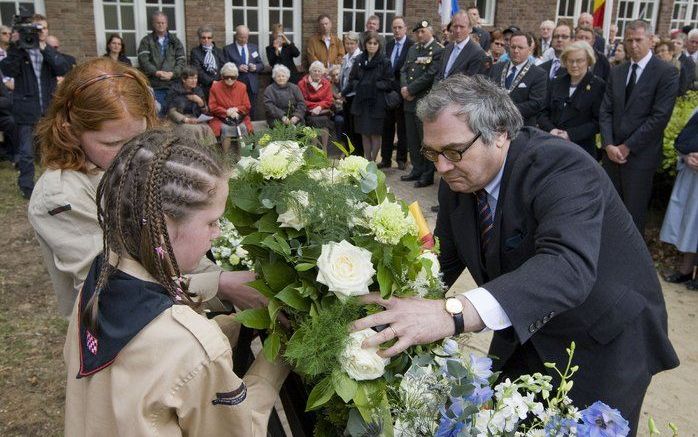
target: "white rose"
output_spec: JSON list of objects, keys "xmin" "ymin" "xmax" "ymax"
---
[
  {"xmin": 340, "ymin": 328, "xmax": 389, "ymax": 381},
  {"xmin": 316, "ymin": 240, "xmax": 375, "ymax": 300}
]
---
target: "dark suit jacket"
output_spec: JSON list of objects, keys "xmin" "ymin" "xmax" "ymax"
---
[
  {"xmin": 599, "ymin": 57, "xmax": 679, "ymax": 170},
  {"xmin": 222, "ymin": 43, "xmax": 265, "ymax": 96},
  {"xmin": 385, "ymin": 37, "xmax": 414, "ymax": 90},
  {"xmin": 539, "ymin": 58, "xmax": 566, "ymax": 81},
  {"xmin": 473, "ymin": 27, "xmax": 491, "ymax": 51},
  {"xmin": 538, "ymin": 71, "xmax": 605, "ymax": 156},
  {"xmin": 0, "ymin": 45, "xmax": 71, "ymax": 124},
  {"xmin": 266, "ymin": 43, "xmax": 301, "ymax": 83},
  {"xmin": 189, "ymin": 44, "xmax": 225, "ymax": 91},
  {"xmin": 435, "ymin": 127, "xmax": 678, "ymax": 415},
  {"xmin": 434, "ymin": 39, "xmax": 487, "ymax": 82},
  {"xmin": 488, "ymin": 61, "xmax": 547, "ymax": 126},
  {"xmin": 593, "ymin": 33, "xmax": 606, "ymax": 54},
  {"xmin": 678, "ymin": 53, "xmax": 696, "ymax": 95},
  {"xmin": 592, "ymin": 49, "xmax": 610, "ymax": 81}
]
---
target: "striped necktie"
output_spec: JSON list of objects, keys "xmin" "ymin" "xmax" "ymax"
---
[{"xmin": 476, "ymin": 189, "xmax": 494, "ymax": 252}]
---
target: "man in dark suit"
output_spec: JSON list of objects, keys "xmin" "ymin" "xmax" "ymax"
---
[
  {"xmin": 223, "ymin": 25, "xmax": 265, "ymax": 118},
  {"xmin": 380, "ymin": 16, "xmax": 414, "ymax": 170},
  {"xmin": 488, "ymin": 32, "xmax": 546, "ymax": 126},
  {"xmin": 599, "ymin": 19, "xmax": 679, "ymax": 234},
  {"xmin": 190, "ymin": 25, "xmax": 225, "ymax": 98},
  {"xmin": 433, "ymin": 10, "xmax": 487, "ymax": 84},
  {"xmin": 574, "ymin": 26, "xmax": 610, "ymax": 81},
  {"xmin": 352, "ymin": 75, "xmax": 678, "ymax": 437},
  {"xmin": 539, "ymin": 23, "xmax": 572, "ymax": 80},
  {"xmin": 578, "ymin": 12, "xmax": 606, "ymax": 53}
]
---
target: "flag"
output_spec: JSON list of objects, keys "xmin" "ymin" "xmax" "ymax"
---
[
  {"xmin": 438, "ymin": 0, "xmax": 461, "ymax": 25},
  {"xmin": 593, "ymin": 0, "xmax": 605, "ymax": 27}
]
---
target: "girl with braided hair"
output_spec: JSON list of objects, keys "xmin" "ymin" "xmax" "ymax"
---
[
  {"xmin": 64, "ymin": 127, "xmax": 289, "ymax": 436},
  {"xmin": 29, "ymin": 57, "xmax": 266, "ymax": 318}
]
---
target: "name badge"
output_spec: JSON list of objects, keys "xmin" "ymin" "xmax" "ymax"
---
[{"xmin": 252, "ymin": 51, "xmax": 259, "ymax": 58}]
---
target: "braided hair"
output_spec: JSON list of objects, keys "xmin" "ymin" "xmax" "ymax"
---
[{"xmin": 82, "ymin": 126, "xmax": 228, "ymax": 333}]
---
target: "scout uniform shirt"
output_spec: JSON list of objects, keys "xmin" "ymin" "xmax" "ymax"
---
[
  {"xmin": 400, "ymin": 38, "xmax": 444, "ymax": 113},
  {"xmin": 64, "ymin": 255, "xmax": 289, "ymax": 436},
  {"xmin": 28, "ymin": 165, "xmax": 221, "ymax": 317}
]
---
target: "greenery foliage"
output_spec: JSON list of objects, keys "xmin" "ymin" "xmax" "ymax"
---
[{"xmin": 661, "ymin": 90, "xmax": 698, "ymax": 176}]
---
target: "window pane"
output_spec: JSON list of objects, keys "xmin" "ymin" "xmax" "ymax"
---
[
  {"xmin": 270, "ymin": 10, "xmax": 279, "ymax": 26},
  {"xmin": 385, "ymin": 13, "xmax": 394, "ymax": 31},
  {"xmin": 283, "ymin": 11, "xmax": 293, "ymax": 29},
  {"xmin": 375, "ymin": 0, "xmax": 383, "ymax": 9},
  {"xmin": 104, "ymin": 4, "xmax": 118, "ymax": 29},
  {"xmin": 248, "ymin": 0, "xmax": 258, "ymax": 7},
  {"xmin": 146, "ymin": 0, "xmax": 158, "ymax": 3},
  {"xmin": 0, "ymin": 3, "xmax": 15, "ymax": 25},
  {"xmin": 355, "ymin": 13, "xmax": 364, "ymax": 30},
  {"xmin": 121, "ymin": 32, "xmax": 137, "ymax": 57},
  {"xmin": 344, "ymin": 0, "xmax": 352, "ymax": 8},
  {"xmin": 269, "ymin": 0, "xmax": 279, "ymax": 6},
  {"xmin": 248, "ymin": 10, "xmax": 258, "ymax": 31},
  {"xmin": 233, "ymin": 9, "xmax": 244, "ymax": 26},
  {"xmin": 283, "ymin": 0, "xmax": 292, "ymax": 7},
  {"xmin": 121, "ymin": 5, "xmax": 135, "ymax": 30},
  {"xmin": 357, "ymin": 0, "xmax": 365, "ymax": 9},
  {"xmin": 232, "ymin": 0, "xmax": 243, "ymax": 5},
  {"xmin": 162, "ymin": 0, "xmax": 175, "ymax": 4},
  {"xmin": 344, "ymin": 12, "xmax": 353, "ymax": 31},
  {"xmin": 164, "ymin": 8, "xmax": 176, "ymax": 29},
  {"xmin": 19, "ymin": 2, "xmax": 35, "ymax": 14},
  {"xmin": 249, "ymin": 34, "xmax": 259, "ymax": 46}
]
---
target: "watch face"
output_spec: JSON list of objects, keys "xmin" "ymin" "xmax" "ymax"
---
[{"xmin": 446, "ymin": 298, "xmax": 464, "ymax": 314}]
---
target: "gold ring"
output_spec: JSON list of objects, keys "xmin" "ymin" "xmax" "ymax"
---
[{"xmin": 389, "ymin": 326, "xmax": 398, "ymax": 339}]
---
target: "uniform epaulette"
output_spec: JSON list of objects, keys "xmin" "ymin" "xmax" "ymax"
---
[{"xmin": 171, "ymin": 305, "xmax": 230, "ymax": 361}]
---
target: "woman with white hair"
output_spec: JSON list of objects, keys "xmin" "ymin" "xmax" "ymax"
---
[
  {"xmin": 298, "ymin": 60, "xmax": 335, "ymax": 149},
  {"xmin": 263, "ymin": 64, "xmax": 306, "ymax": 126},
  {"xmin": 208, "ymin": 62, "xmax": 253, "ymax": 152}
]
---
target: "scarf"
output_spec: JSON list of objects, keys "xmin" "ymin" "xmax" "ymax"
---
[{"xmin": 203, "ymin": 45, "xmax": 217, "ymax": 74}]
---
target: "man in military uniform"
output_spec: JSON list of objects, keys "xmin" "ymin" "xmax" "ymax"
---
[{"xmin": 400, "ymin": 20, "xmax": 444, "ymax": 189}]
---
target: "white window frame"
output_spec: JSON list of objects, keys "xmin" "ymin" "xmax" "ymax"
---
[
  {"xmin": 671, "ymin": 0, "xmax": 698, "ymax": 30},
  {"xmin": 224, "ymin": 0, "xmax": 302, "ymax": 64},
  {"xmin": 615, "ymin": 0, "xmax": 659, "ymax": 37},
  {"xmin": 0, "ymin": 0, "xmax": 46, "ymax": 26},
  {"xmin": 93, "ymin": 0, "xmax": 186, "ymax": 63},
  {"xmin": 338, "ymin": 0, "xmax": 404, "ymax": 38},
  {"xmin": 555, "ymin": 0, "xmax": 594, "ymax": 26},
  {"xmin": 475, "ymin": 0, "xmax": 496, "ymax": 26}
]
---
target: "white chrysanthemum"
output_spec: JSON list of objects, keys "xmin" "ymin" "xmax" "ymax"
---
[
  {"xmin": 337, "ymin": 155, "xmax": 370, "ymax": 180},
  {"xmin": 364, "ymin": 199, "xmax": 418, "ymax": 245},
  {"xmin": 257, "ymin": 141, "xmax": 303, "ymax": 180}
]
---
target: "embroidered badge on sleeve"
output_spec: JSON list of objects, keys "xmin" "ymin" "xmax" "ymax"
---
[{"xmin": 212, "ymin": 382, "xmax": 247, "ymax": 406}]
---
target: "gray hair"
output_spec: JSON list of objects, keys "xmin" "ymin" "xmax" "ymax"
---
[
  {"xmin": 151, "ymin": 10, "xmax": 167, "ymax": 22},
  {"xmin": 309, "ymin": 60, "xmax": 326, "ymax": 74},
  {"xmin": 272, "ymin": 63, "xmax": 291, "ymax": 80},
  {"xmin": 540, "ymin": 20, "xmax": 555, "ymax": 30},
  {"xmin": 220, "ymin": 62, "xmax": 238, "ymax": 77},
  {"xmin": 343, "ymin": 31, "xmax": 360, "ymax": 43},
  {"xmin": 625, "ymin": 20, "xmax": 652, "ymax": 34},
  {"xmin": 197, "ymin": 24, "xmax": 213, "ymax": 38},
  {"xmin": 689, "ymin": 28, "xmax": 698, "ymax": 40},
  {"xmin": 416, "ymin": 74, "xmax": 523, "ymax": 146}
]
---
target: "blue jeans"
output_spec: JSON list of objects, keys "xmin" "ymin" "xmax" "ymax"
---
[
  {"xmin": 17, "ymin": 124, "xmax": 35, "ymax": 193},
  {"xmin": 153, "ymin": 88, "xmax": 168, "ymax": 117}
]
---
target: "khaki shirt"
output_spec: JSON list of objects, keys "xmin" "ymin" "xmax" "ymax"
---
[
  {"xmin": 29, "ymin": 167, "xmax": 220, "ymax": 317},
  {"xmin": 64, "ymin": 257, "xmax": 289, "ymax": 436}
]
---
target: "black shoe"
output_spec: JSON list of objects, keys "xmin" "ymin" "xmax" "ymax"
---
[
  {"xmin": 663, "ymin": 271, "xmax": 693, "ymax": 283},
  {"xmin": 414, "ymin": 179, "xmax": 434, "ymax": 188},
  {"xmin": 401, "ymin": 173, "xmax": 421, "ymax": 181},
  {"xmin": 377, "ymin": 161, "xmax": 391, "ymax": 169},
  {"xmin": 430, "ymin": 205, "xmax": 440, "ymax": 213},
  {"xmin": 397, "ymin": 161, "xmax": 407, "ymax": 170}
]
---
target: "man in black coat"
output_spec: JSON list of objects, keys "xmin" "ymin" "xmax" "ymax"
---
[
  {"xmin": 352, "ymin": 75, "xmax": 678, "ymax": 437},
  {"xmin": 433, "ymin": 11, "xmax": 487, "ymax": 83},
  {"xmin": 379, "ymin": 16, "xmax": 413, "ymax": 170},
  {"xmin": 0, "ymin": 78, "xmax": 16, "ymax": 162},
  {"xmin": 488, "ymin": 32, "xmax": 546, "ymax": 126},
  {"xmin": 0, "ymin": 14, "xmax": 71, "ymax": 199},
  {"xmin": 189, "ymin": 25, "xmax": 225, "ymax": 98},
  {"xmin": 574, "ymin": 26, "xmax": 610, "ymax": 81},
  {"xmin": 599, "ymin": 20, "xmax": 679, "ymax": 234}
]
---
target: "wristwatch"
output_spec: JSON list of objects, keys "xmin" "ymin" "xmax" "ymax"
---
[{"xmin": 445, "ymin": 297, "xmax": 465, "ymax": 335}]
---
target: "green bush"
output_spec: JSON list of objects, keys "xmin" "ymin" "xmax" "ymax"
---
[{"xmin": 660, "ymin": 90, "xmax": 698, "ymax": 176}]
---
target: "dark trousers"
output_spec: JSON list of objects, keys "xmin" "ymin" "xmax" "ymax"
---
[
  {"xmin": 343, "ymin": 97, "xmax": 364, "ymax": 157},
  {"xmin": 380, "ymin": 104, "xmax": 408, "ymax": 165},
  {"xmin": 17, "ymin": 124, "xmax": 35, "ymax": 193},
  {"xmin": 153, "ymin": 88, "xmax": 168, "ymax": 117},
  {"xmin": 602, "ymin": 157, "xmax": 655, "ymax": 235},
  {"xmin": 0, "ymin": 115, "xmax": 17, "ymax": 161},
  {"xmin": 404, "ymin": 109, "xmax": 434, "ymax": 181}
]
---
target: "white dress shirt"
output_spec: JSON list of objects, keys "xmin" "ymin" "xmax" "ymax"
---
[
  {"xmin": 236, "ymin": 43, "xmax": 249, "ymax": 64},
  {"xmin": 626, "ymin": 50, "xmax": 653, "ymax": 85}
]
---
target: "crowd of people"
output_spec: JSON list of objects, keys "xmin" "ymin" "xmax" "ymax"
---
[{"xmin": 0, "ymin": 5, "xmax": 695, "ymax": 436}]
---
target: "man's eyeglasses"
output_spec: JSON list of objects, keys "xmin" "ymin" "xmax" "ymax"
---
[
  {"xmin": 553, "ymin": 34, "xmax": 570, "ymax": 40},
  {"xmin": 421, "ymin": 132, "xmax": 481, "ymax": 163},
  {"xmin": 200, "ymin": 36, "xmax": 213, "ymax": 40}
]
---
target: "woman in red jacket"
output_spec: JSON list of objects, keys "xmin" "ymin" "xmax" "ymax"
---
[
  {"xmin": 208, "ymin": 62, "xmax": 253, "ymax": 154},
  {"xmin": 297, "ymin": 61, "xmax": 335, "ymax": 152}
]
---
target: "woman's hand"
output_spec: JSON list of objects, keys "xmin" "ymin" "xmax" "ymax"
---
[
  {"xmin": 290, "ymin": 116, "xmax": 300, "ymax": 125},
  {"xmin": 310, "ymin": 106, "xmax": 322, "ymax": 115},
  {"xmin": 281, "ymin": 116, "xmax": 290, "ymax": 125},
  {"xmin": 226, "ymin": 107, "xmax": 239, "ymax": 118},
  {"xmin": 685, "ymin": 152, "xmax": 698, "ymax": 171}
]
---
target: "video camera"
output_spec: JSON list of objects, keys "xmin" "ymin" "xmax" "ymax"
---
[{"xmin": 12, "ymin": 6, "xmax": 41, "ymax": 50}]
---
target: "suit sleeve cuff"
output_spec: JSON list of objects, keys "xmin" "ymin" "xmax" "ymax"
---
[{"xmin": 462, "ymin": 287, "xmax": 512, "ymax": 331}]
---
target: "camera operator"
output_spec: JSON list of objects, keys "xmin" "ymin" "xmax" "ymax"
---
[{"xmin": 0, "ymin": 13, "xmax": 71, "ymax": 199}]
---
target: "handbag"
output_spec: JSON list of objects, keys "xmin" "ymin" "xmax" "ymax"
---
[
  {"xmin": 384, "ymin": 90, "xmax": 401, "ymax": 110},
  {"xmin": 675, "ymin": 111, "xmax": 698, "ymax": 155}
]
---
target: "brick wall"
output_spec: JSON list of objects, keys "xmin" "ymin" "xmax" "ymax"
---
[
  {"xmin": 45, "ymin": 0, "xmax": 96, "ymax": 63},
  {"xmin": 184, "ymin": 0, "xmax": 226, "ymax": 52}
]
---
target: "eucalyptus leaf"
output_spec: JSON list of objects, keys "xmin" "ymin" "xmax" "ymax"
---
[
  {"xmin": 360, "ymin": 171, "xmax": 378, "ymax": 194},
  {"xmin": 305, "ymin": 375, "xmax": 335, "ymax": 411},
  {"xmin": 446, "ymin": 359, "xmax": 469, "ymax": 379}
]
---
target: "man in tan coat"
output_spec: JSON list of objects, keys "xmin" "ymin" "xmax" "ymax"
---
[{"xmin": 306, "ymin": 14, "xmax": 345, "ymax": 69}]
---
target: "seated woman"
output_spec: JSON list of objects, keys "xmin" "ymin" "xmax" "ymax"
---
[
  {"xmin": 103, "ymin": 34, "xmax": 132, "ymax": 66},
  {"xmin": 298, "ymin": 61, "xmax": 335, "ymax": 151},
  {"xmin": 538, "ymin": 41, "xmax": 605, "ymax": 158},
  {"xmin": 64, "ymin": 127, "xmax": 289, "ymax": 436},
  {"xmin": 164, "ymin": 66, "xmax": 210, "ymax": 126},
  {"xmin": 30, "ymin": 57, "xmax": 264, "ymax": 318},
  {"xmin": 263, "ymin": 64, "xmax": 306, "ymax": 127},
  {"xmin": 208, "ymin": 62, "xmax": 253, "ymax": 155}
]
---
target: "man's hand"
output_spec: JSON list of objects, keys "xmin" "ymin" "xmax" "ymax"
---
[
  {"xmin": 161, "ymin": 71, "xmax": 174, "ymax": 81},
  {"xmin": 605, "ymin": 145, "xmax": 627, "ymax": 164},
  {"xmin": 617, "ymin": 143, "xmax": 630, "ymax": 159},
  {"xmin": 290, "ymin": 115, "xmax": 300, "ymax": 124},
  {"xmin": 351, "ymin": 293, "xmax": 484, "ymax": 357},
  {"xmin": 248, "ymin": 63, "xmax": 257, "ymax": 72},
  {"xmin": 217, "ymin": 271, "xmax": 267, "ymax": 310},
  {"xmin": 239, "ymin": 64, "xmax": 249, "ymax": 73},
  {"xmin": 400, "ymin": 86, "xmax": 413, "ymax": 101},
  {"xmin": 685, "ymin": 152, "xmax": 698, "ymax": 171}
]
